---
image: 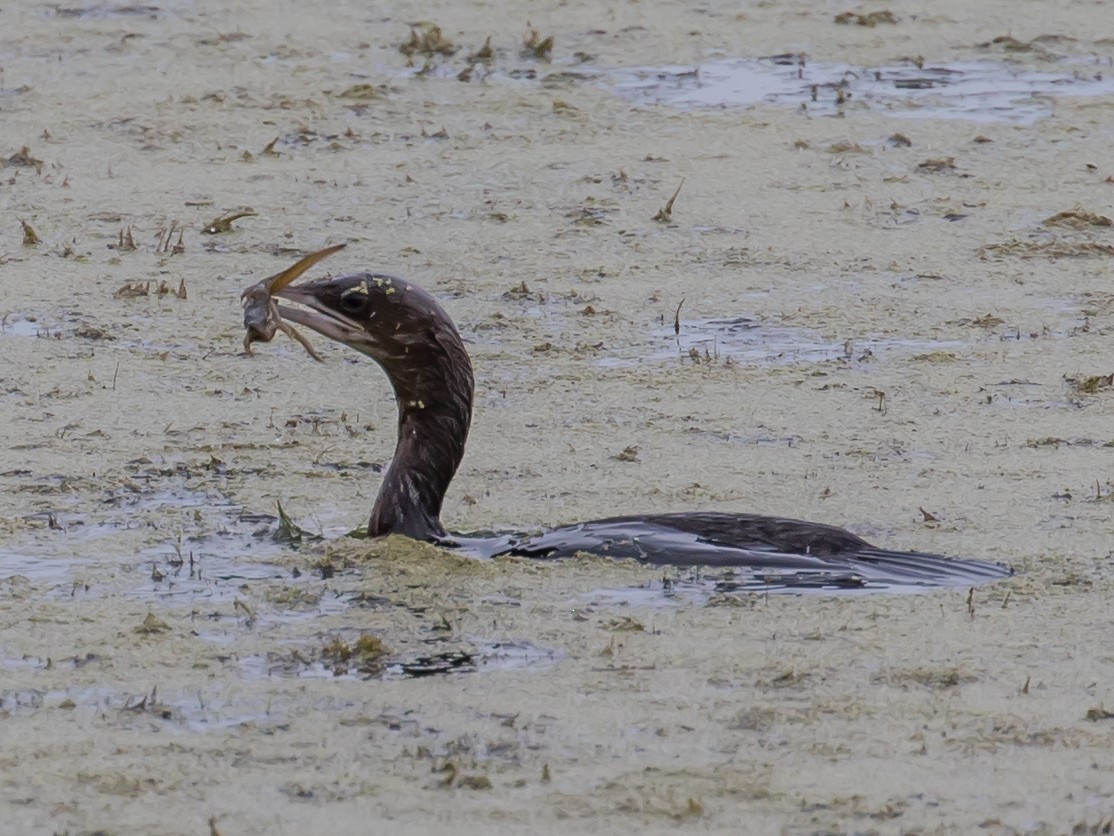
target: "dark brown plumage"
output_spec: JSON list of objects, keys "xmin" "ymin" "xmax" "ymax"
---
[{"xmin": 277, "ymin": 272, "xmax": 472, "ymax": 541}]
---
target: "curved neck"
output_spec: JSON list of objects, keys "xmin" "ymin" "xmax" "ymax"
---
[{"xmin": 367, "ymin": 341, "xmax": 473, "ymax": 540}]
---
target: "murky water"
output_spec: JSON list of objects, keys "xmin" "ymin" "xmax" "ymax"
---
[
  {"xmin": 235, "ymin": 637, "xmax": 560, "ymax": 682},
  {"xmin": 608, "ymin": 57, "xmax": 1114, "ymax": 123},
  {"xmin": 0, "ymin": 680, "xmax": 284, "ymax": 732},
  {"xmin": 599, "ymin": 314, "xmax": 967, "ymax": 367},
  {"xmin": 378, "ymin": 46, "xmax": 1114, "ymax": 124},
  {"xmin": 0, "ymin": 317, "xmax": 57, "ymax": 338},
  {"xmin": 0, "ymin": 487, "xmax": 297, "ymax": 600}
]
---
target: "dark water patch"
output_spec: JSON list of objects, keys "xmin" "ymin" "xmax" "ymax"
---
[
  {"xmin": 607, "ymin": 57, "xmax": 1114, "ymax": 123},
  {"xmin": 468, "ymin": 639, "xmax": 563, "ymax": 673},
  {"xmin": 49, "ymin": 4, "xmax": 161, "ymax": 19},
  {"xmin": 2, "ymin": 655, "xmax": 52, "ymax": 671},
  {"xmin": 390, "ymin": 639, "xmax": 562, "ymax": 678},
  {"xmin": 372, "ymin": 41, "xmax": 1112, "ymax": 124},
  {"xmin": 239, "ymin": 656, "xmax": 361, "ymax": 680},
  {"xmin": 238, "ymin": 638, "xmax": 559, "ymax": 681},
  {"xmin": 0, "ymin": 553, "xmax": 94, "ymax": 591},
  {"xmin": 0, "ymin": 311, "xmax": 205, "ymax": 357},
  {"xmin": 599, "ymin": 314, "xmax": 965, "ymax": 368},
  {"xmin": 0, "ymin": 484, "xmax": 301, "ymax": 603},
  {"xmin": 0, "ymin": 682, "xmax": 281, "ymax": 732},
  {"xmin": 392, "ymin": 650, "xmax": 477, "ymax": 678},
  {"xmin": 136, "ymin": 533, "xmax": 289, "ymax": 603},
  {"xmin": 0, "ymin": 316, "xmax": 60, "ymax": 338}
]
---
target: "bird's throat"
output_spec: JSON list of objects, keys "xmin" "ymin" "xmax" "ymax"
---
[{"xmin": 367, "ymin": 356, "xmax": 473, "ymax": 541}]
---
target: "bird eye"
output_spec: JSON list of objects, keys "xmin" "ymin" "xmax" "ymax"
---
[{"xmin": 340, "ymin": 293, "xmax": 367, "ymax": 313}]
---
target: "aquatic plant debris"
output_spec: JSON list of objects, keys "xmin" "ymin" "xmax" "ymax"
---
[
  {"xmin": 203, "ymin": 209, "xmax": 257, "ymax": 234},
  {"xmin": 20, "ymin": 219, "xmax": 40, "ymax": 246},
  {"xmin": 273, "ymin": 500, "xmax": 322, "ymax": 545}
]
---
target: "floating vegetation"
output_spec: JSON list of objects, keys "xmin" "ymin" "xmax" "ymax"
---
[
  {"xmin": 335, "ymin": 83, "xmax": 384, "ymax": 101},
  {"xmin": 134, "ymin": 613, "xmax": 171, "ymax": 635},
  {"xmin": 20, "ymin": 220, "xmax": 40, "ymax": 246},
  {"xmin": 321, "ymin": 634, "xmax": 389, "ymax": 676},
  {"xmin": 73, "ymin": 323, "xmax": 115, "ymax": 340},
  {"xmin": 114, "ymin": 280, "xmax": 150, "ymax": 298},
  {"xmin": 5, "ymin": 146, "xmax": 43, "ymax": 171},
  {"xmin": 1068, "ymin": 373, "xmax": 1114, "ymax": 394},
  {"xmin": 878, "ymin": 665, "xmax": 976, "ymax": 689},
  {"xmin": 1042, "ymin": 209, "xmax": 1112, "ymax": 229},
  {"xmin": 468, "ymin": 35, "xmax": 495, "ymax": 64},
  {"xmin": 974, "ymin": 33, "xmax": 1077, "ymax": 54},
  {"xmin": 613, "ymin": 445, "xmax": 640, "ymax": 463},
  {"xmin": 565, "ymin": 197, "xmax": 619, "ymax": 227},
  {"xmin": 917, "ymin": 156, "xmax": 957, "ymax": 173},
  {"xmin": 273, "ymin": 500, "xmax": 322, "ymax": 545},
  {"xmin": 203, "ymin": 209, "xmax": 257, "ymax": 234},
  {"xmin": 116, "ymin": 225, "xmax": 137, "ymax": 251},
  {"xmin": 826, "ymin": 141, "xmax": 868, "ymax": 154},
  {"xmin": 962, "ymin": 313, "xmax": 1005, "ymax": 328},
  {"xmin": 834, "ymin": 10, "xmax": 898, "ymax": 26},
  {"xmin": 399, "ymin": 22, "xmax": 457, "ymax": 59},
  {"xmin": 523, "ymin": 25, "xmax": 553, "ymax": 60},
  {"xmin": 652, "ymin": 178, "xmax": 685, "ymax": 223},
  {"xmin": 980, "ymin": 240, "xmax": 1114, "ymax": 259},
  {"xmin": 113, "ymin": 278, "xmax": 185, "ymax": 301},
  {"xmin": 156, "ymin": 220, "xmax": 185, "ymax": 254}
]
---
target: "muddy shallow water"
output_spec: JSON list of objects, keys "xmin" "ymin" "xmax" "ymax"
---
[{"xmin": 4, "ymin": 1, "xmax": 1114, "ymax": 833}]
